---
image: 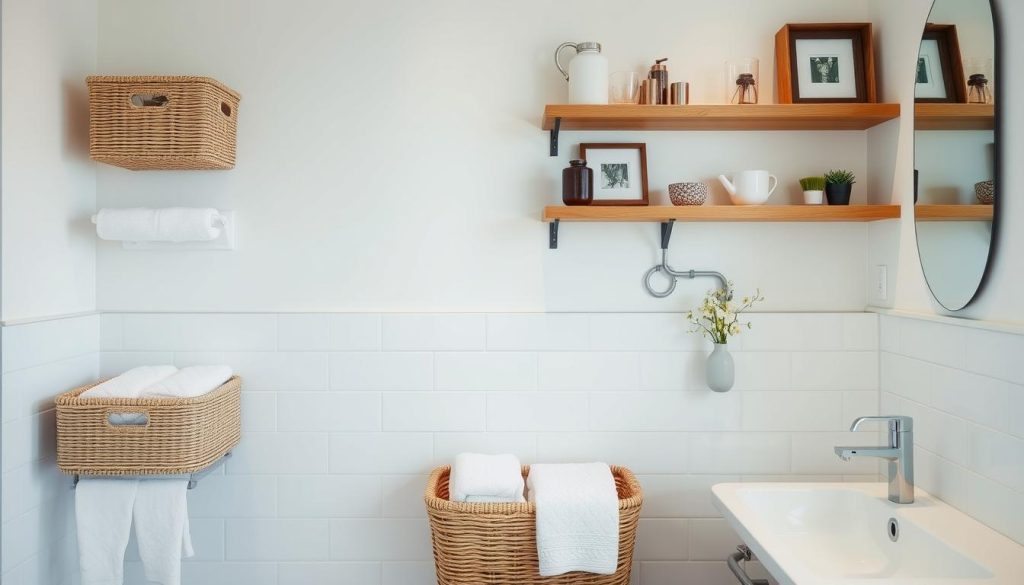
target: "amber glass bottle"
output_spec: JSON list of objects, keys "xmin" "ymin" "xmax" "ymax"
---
[{"xmin": 562, "ymin": 159, "xmax": 593, "ymax": 205}]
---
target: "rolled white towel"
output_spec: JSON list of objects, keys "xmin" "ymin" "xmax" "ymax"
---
[
  {"xmin": 449, "ymin": 453, "xmax": 525, "ymax": 503},
  {"xmin": 527, "ymin": 462, "xmax": 619, "ymax": 577},
  {"xmin": 81, "ymin": 365, "xmax": 178, "ymax": 399},
  {"xmin": 141, "ymin": 365, "xmax": 233, "ymax": 399},
  {"xmin": 95, "ymin": 208, "xmax": 222, "ymax": 242}
]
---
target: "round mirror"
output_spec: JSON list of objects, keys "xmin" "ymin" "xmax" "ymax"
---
[{"xmin": 913, "ymin": 0, "xmax": 999, "ymax": 311}]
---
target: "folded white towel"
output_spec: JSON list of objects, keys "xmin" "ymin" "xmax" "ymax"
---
[
  {"xmin": 142, "ymin": 365, "xmax": 233, "ymax": 399},
  {"xmin": 95, "ymin": 208, "xmax": 222, "ymax": 243},
  {"xmin": 449, "ymin": 453, "xmax": 525, "ymax": 503},
  {"xmin": 527, "ymin": 463, "xmax": 619, "ymax": 577}
]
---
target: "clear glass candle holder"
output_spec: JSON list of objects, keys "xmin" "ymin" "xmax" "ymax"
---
[
  {"xmin": 964, "ymin": 57, "xmax": 994, "ymax": 104},
  {"xmin": 726, "ymin": 58, "xmax": 759, "ymax": 105}
]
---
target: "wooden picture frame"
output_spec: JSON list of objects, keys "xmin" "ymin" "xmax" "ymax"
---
[
  {"xmin": 775, "ymin": 23, "xmax": 877, "ymax": 103},
  {"xmin": 579, "ymin": 143, "xmax": 649, "ymax": 206},
  {"xmin": 915, "ymin": 24, "xmax": 966, "ymax": 103}
]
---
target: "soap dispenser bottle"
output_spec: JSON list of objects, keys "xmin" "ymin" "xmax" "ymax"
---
[{"xmin": 649, "ymin": 58, "xmax": 669, "ymax": 104}]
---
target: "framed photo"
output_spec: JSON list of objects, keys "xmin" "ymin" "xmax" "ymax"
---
[
  {"xmin": 579, "ymin": 143, "xmax": 649, "ymax": 206},
  {"xmin": 775, "ymin": 24, "xmax": 877, "ymax": 103},
  {"xmin": 915, "ymin": 24, "xmax": 966, "ymax": 103}
]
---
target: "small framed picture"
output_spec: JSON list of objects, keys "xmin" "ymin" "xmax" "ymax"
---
[
  {"xmin": 915, "ymin": 24, "xmax": 966, "ymax": 103},
  {"xmin": 580, "ymin": 143, "xmax": 649, "ymax": 206},
  {"xmin": 775, "ymin": 24, "xmax": 877, "ymax": 103}
]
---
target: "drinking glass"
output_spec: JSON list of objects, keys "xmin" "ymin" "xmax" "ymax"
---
[{"xmin": 609, "ymin": 71, "xmax": 641, "ymax": 104}]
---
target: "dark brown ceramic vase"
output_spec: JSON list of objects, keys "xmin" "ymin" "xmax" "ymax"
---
[{"xmin": 562, "ymin": 159, "xmax": 593, "ymax": 205}]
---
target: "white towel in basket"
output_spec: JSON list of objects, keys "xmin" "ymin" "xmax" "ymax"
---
[
  {"xmin": 527, "ymin": 463, "xmax": 619, "ymax": 577},
  {"xmin": 81, "ymin": 365, "xmax": 178, "ymax": 425},
  {"xmin": 449, "ymin": 453, "xmax": 525, "ymax": 503},
  {"xmin": 143, "ymin": 365, "xmax": 233, "ymax": 398}
]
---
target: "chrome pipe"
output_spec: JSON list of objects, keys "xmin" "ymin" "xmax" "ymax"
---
[
  {"xmin": 643, "ymin": 249, "xmax": 731, "ymax": 299},
  {"xmin": 727, "ymin": 545, "xmax": 769, "ymax": 585}
]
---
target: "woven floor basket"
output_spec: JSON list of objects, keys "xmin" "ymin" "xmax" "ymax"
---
[
  {"xmin": 55, "ymin": 376, "xmax": 242, "ymax": 476},
  {"xmin": 425, "ymin": 465, "xmax": 643, "ymax": 585},
  {"xmin": 87, "ymin": 75, "xmax": 240, "ymax": 170}
]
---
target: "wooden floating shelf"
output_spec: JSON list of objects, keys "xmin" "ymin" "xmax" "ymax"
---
[
  {"xmin": 915, "ymin": 204, "xmax": 994, "ymax": 221},
  {"xmin": 542, "ymin": 103, "xmax": 901, "ymax": 132},
  {"xmin": 915, "ymin": 104, "xmax": 994, "ymax": 131},
  {"xmin": 543, "ymin": 205, "xmax": 901, "ymax": 223}
]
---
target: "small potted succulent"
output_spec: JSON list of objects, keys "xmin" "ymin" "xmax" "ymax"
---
[
  {"xmin": 824, "ymin": 169, "xmax": 856, "ymax": 205},
  {"xmin": 799, "ymin": 176, "xmax": 826, "ymax": 205}
]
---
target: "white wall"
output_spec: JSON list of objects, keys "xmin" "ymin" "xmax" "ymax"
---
[
  {"xmin": 879, "ymin": 314, "xmax": 1024, "ymax": 547},
  {"xmin": 94, "ymin": 0, "xmax": 878, "ymax": 314},
  {"xmin": 99, "ymin": 311, "xmax": 880, "ymax": 585},
  {"xmin": 1, "ymin": 0, "xmax": 98, "ymax": 582},
  {"xmin": 1, "ymin": 315, "xmax": 99, "ymax": 585},
  {"xmin": 867, "ymin": 0, "xmax": 1024, "ymax": 324},
  {"xmin": 1, "ymin": 0, "xmax": 97, "ymax": 322}
]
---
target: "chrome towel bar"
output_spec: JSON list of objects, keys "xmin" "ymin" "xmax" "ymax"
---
[{"xmin": 71, "ymin": 451, "xmax": 231, "ymax": 490}]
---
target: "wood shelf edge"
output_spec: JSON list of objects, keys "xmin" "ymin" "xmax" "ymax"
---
[
  {"xmin": 914, "ymin": 104, "xmax": 994, "ymax": 131},
  {"xmin": 914, "ymin": 204, "xmax": 994, "ymax": 221},
  {"xmin": 541, "ymin": 103, "xmax": 901, "ymax": 131},
  {"xmin": 542, "ymin": 205, "xmax": 901, "ymax": 223}
]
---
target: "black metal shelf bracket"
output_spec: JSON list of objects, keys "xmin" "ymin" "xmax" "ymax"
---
[
  {"xmin": 549, "ymin": 117, "xmax": 561, "ymax": 156},
  {"xmin": 549, "ymin": 219, "xmax": 560, "ymax": 249},
  {"xmin": 660, "ymin": 220, "xmax": 675, "ymax": 249}
]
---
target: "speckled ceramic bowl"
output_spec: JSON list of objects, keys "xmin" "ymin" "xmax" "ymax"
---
[
  {"xmin": 975, "ymin": 180, "xmax": 994, "ymax": 204},
  {"xmin": 669, "ymin": 182, "xmax": 709, "ymax": 206}
]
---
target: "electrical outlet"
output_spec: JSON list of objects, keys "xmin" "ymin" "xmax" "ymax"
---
[{"xmin": 875, "ymin": 265, "xmax": 888, "ymax": 301}]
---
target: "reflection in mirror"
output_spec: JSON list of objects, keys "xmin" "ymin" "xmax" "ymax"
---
[{"xmin": 914, "ymin": 0, "xmax": 997, "ymax": 311}]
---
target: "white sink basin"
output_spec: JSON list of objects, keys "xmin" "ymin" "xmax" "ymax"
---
[{"xmin": 712, "ymin": 483, "xmax": 1024, "ymax": 585}]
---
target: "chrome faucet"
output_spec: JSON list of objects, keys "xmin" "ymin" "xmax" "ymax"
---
[{"xmin": 834, "ymin": 416, "xmax": 914, "ymax": 504}]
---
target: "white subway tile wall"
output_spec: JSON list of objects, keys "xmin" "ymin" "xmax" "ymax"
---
[
  {"xmin": 879, "ymin": 315, "xmax": 1024, "ymax": 547},
  {"xmin": 1, "ymin": 314, "xmax": 99, "ymax": 585},
  {"xmin": 92, "ymin": 312, "xmax": 879, "ymax": 585},
  {"xmin": 8, "ymin": 312, "xmax": 1020, "ymax": 585}
]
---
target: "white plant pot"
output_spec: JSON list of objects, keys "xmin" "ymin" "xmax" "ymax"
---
[{"xmin": 803, "ymin": 190, "xmax": 824, "ymax": 205}]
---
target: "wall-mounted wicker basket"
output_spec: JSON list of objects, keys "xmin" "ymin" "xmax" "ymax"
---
[
  {"xmin": 55, "ymin": 376, "xmax": 242, "ymax": 476},
  {"xmin": 87, "ymin": 75, "xmax": 240, "ymax": 170},
  {"xmin": 425, "ymin": 465, "xmax": 643, "ymax": 584}
]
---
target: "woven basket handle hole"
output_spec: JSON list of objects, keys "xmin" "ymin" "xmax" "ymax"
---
[
  {"xmin": 221, "ymin": 102, "xmax": 232, "ymax": 117},
  {"xmin": 130, "ymin": 94, "xmax": 169, "ymax": 108},
  {"xmin": 106, "ymin": 412, "xmax": 149, "ymax": 427}
]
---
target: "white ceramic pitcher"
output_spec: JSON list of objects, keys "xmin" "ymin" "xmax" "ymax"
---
[
  {"xmin": 555, "ymin": 42, "xmax": 609, "ymax": 104},
  {"xmin": 718, "ymin": 170, "xmax": 778, "ymax": 205}
]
